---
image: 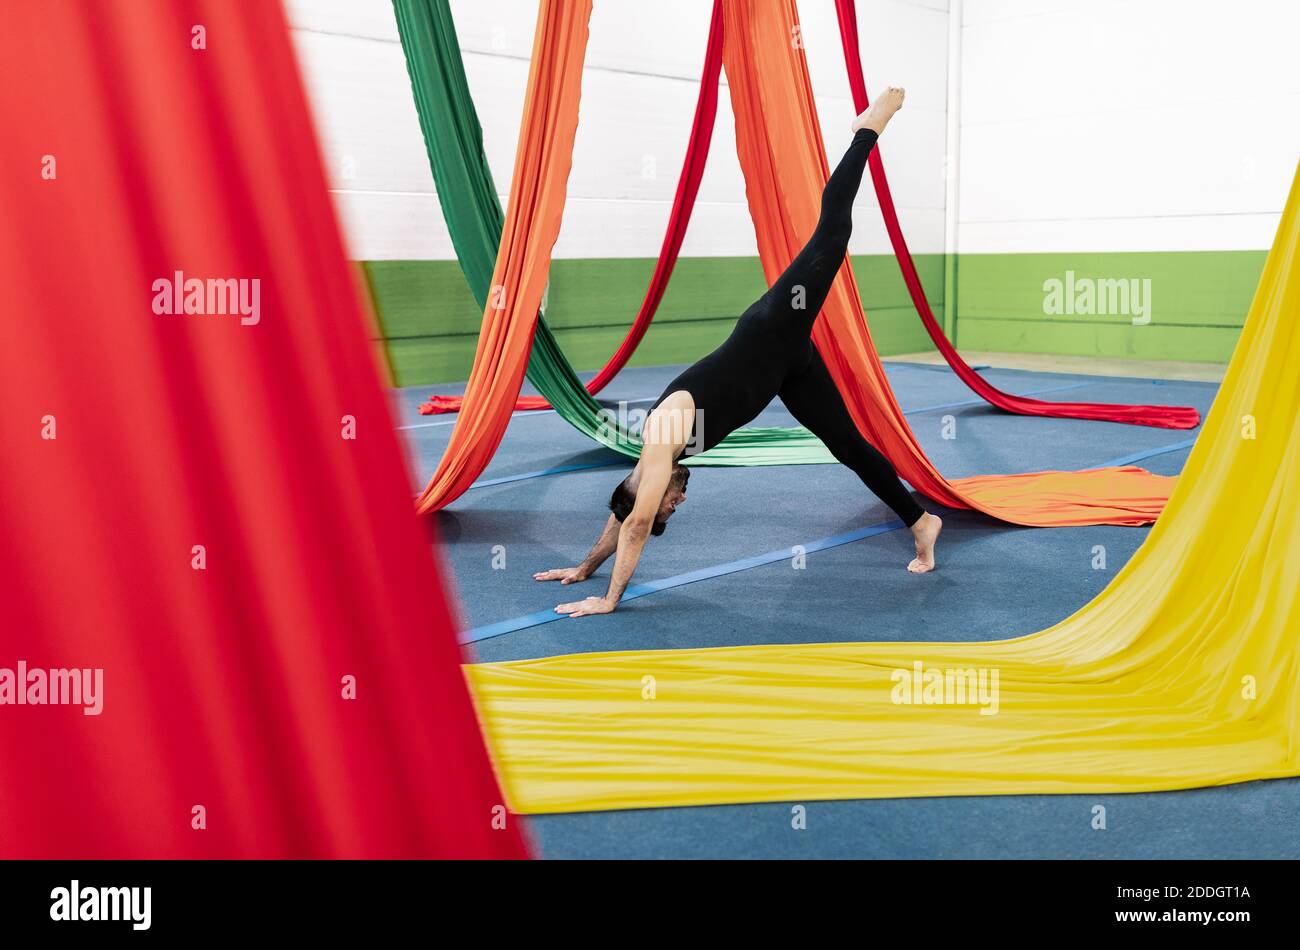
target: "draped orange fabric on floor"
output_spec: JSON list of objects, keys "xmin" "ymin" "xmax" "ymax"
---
[
  {"xmin": 415, "ymin": 0, "xmax": 592, "ymax": 513},
  {"xmin": 722, "ymin": 0, "xmax": 1177, "ymax": 526}
]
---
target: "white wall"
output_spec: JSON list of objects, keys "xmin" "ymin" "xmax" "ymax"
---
[
  {"xmin": 957, "ymin": 0, "xmax": 1300, "ymax": 253},
  {"xmin": 285, "ymin": 0, "xmax": 951, "ymax": 261},
  {"xmin": 288, "ymin": 1, "xmax": 1300, "ymax": 264}
]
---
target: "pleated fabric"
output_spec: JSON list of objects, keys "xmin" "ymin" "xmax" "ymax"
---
[
  {"xmin": 467, "ymin": 159, "xmax": 1300, "ymax": 814},
  {"xmin": 398, "ymin": 0, "xmax": 720, "ymax": 415},
  {"xmin": 414, "ymin": 0, "xmax": 594, "ymax": 513},
  {"xmin": 0, "ymin": 0, "xmax": 525, "ymax": 857},
  {"xmin": 397, "ymin": 0, "xmax": 838, "ymax": 472}
]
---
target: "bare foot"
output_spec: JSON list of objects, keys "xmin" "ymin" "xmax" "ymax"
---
[
  {"xmin": 907, "ymin": 511, "xmax": 941, "ymax": 573},
  {"xmin": 851, "ymin": 85, "xmax": 906, "ymax": 135}
]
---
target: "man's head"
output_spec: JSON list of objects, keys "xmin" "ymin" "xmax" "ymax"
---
[{"xmin": 608, "ymin": 463, "xmax": 690, "ymax": 536}]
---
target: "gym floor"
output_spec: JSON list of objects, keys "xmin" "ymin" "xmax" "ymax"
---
[{"xmin": 396, "ymin": 355, "xmax": 1300, "ymax": 859}]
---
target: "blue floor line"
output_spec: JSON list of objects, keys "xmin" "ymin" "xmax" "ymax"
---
[
  {"xmin": 1097, "ymin": 438, "xmax": 1197, "ymax": 468},
  {"xmin": 457, "ymin": 381, "xmax": 1102, "ymax": 492},
  {"xmin": 461, "ymin": 520, "xmax": 906, "ymax": 643},
  {"xmin": 459, "ymin": 437, "xmax": 1199, "ymax": 644}
]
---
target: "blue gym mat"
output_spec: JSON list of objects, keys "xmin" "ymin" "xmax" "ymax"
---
[{"xmin": 395, "ymin": 360, "xmax": 1299, "ymax": 859}]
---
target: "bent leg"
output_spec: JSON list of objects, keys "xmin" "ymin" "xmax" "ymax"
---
[{"xmin": 778, "ymin": 346, "xmax": 924, "ymax": 526}]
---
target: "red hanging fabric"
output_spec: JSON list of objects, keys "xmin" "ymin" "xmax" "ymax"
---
[
  {"xmin": 419, "ymin": 0, "xmax": 723, "ymax": 414},
  {"xmin": 834, "ymin": 0, "xmax": 1200, "ymax": 430},
  {"xmin": 0, "ymin": 0, "xmax": 525, "ymax": 858}
]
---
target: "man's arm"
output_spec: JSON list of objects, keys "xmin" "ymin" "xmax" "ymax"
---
[
  {"xmin": 533, "ymin": 514, "xmax": 620, "ymax": 585},
  {"xmin": 556, "ymin": 450, "xmax": 671, "ymax": 618}
]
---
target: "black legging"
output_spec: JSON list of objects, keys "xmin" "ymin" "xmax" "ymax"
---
[{"xmin": 651, "ymin": 128, "xmax": 925, "ymax": 526}]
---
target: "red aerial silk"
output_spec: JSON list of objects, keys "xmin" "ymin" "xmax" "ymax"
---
[
  {"xmin": 419, "ymin": 0, "xmax": 723, "ymax": 414},
  {"xmin": 833, "ymin": 0, "xmax": 1199, "ymax": 430},
  {"xmin": 0, "ymin": 0, "xmax": 525, "ymax": 858}
]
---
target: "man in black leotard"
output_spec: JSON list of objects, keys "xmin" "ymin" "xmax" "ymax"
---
[{"xmin": 534, "ymin": 87, "xmax": 942, "ymax": 618}]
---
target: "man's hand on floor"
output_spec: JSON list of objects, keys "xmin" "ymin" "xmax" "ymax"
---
[
  {"xmin": 554, "ymin": 596, "xmax": 615, "ymax": 618},
  {"xmin": 533, "ymin": 567, "xmax": 589, "ymax": 585}
]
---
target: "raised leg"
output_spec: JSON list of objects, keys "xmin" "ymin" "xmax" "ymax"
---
[
  {"xmin": 761, "ymin": 128, "xmax": 877, "ymax": 340},
  {"xmin": 761, "ymin": 86, "xmax": 907, "ymax": 341}
]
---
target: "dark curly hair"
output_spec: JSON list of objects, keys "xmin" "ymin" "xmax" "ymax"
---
[{"xmin": 608, "ymin": 475, "xmax": 667, "ymax": 536}]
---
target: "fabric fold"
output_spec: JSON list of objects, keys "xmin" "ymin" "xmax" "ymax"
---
[
  {"xmin": 400, "ymin": 0, "xmax": 839, "ymax": 486},
  {"xmin": 414, "ymin": 0, "xmax": 595, "ymax": 513},
  {"xmin": 0, "ymin": 0, "xmax": 524, "ymax": 856},
  {"xmin": 468, "ymin": 159, "xmax": 1300, "ymax": 814},
  {"xmin": 400, "ymin": 0, "xmax": 719, "ymax": 415}
]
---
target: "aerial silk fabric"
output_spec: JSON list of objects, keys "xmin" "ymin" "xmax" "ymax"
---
[
  {"xmin": 0, "ymin": 0, "xmax": 524, "ymax": 858},
  {"xmin": 395, "ymin": 0, "xmax": 835, "ymax": 472},
  {"xmin": 408, "ymin": 0, "xmax": 839, "ymax": 514},
  {"xmin": 396, "ymin": 0, "xmax": 720, "ymax": 415},
  {"xmin": 466, "ymin": 160, "xmax": 1300, "ymax": 813},
  {"xmin": 393, "ymin": 0, "xmax": 561, "ymax": 415},
  {"xmin": 399, "ymin": 0, "xmax": 1182, "ymax": 506},
  {"xmin": 721, "ymin": 0, "xmax": 1176, "ymax": 526},
  {"xmin": 414, "ymin": 0, "xmax": 596, "ymax": 513},
  {"xmin": 833, "ymin": 0, "xmax": 1199, "ymax": 430}
]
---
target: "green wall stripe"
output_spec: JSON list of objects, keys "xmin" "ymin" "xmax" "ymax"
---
[
  {"xmin": 953, "ymin": 249, "xmax": 1262, "ymax": 360},
  {"xmin": 364, "ymin": 254, "xmax": 944, "ymax": 386},
  {"xmin": 956, "ymin": 250, "xmax": 1266, "ymax": 327},
  {"xmin": 363, "ymin": 250, "xmax": 1261, "ymax": 386},
  {"xmin": 957, "ymin": 320, "xmax": 1243, "ymax": 363}
]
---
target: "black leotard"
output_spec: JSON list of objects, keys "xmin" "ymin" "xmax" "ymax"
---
[{"xmin": 649, "ymin": 128, "xmax": 924, "ymax": 526}]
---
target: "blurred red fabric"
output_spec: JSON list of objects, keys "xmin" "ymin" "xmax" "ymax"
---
[{"xmin": 0, "ymin": 0, "xmax": 526, "ymax": 858}]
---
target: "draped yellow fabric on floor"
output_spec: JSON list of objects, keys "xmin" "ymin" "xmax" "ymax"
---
[
  {"xmin": 415, "ymin": 0, "xmax": 590, "ymax": 513},
  {"xmin": 723, "ymin": 0, "xmax": 1175, "ymax": 526},
  {"xmin": 467, "ymin": 162, "xmax": 1300, "ymax": 813}
]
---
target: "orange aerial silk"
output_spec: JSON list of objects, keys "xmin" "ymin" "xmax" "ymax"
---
[
  {"xmin": 415, "ymin": 0, "xmax": 591, "ymax": 513},
  {"xmin": 722, "ymin": 0, "xmax": 1176, "ymax": 526}
]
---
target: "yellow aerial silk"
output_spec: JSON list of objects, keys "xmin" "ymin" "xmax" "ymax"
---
[{"xmin": 467, "ymin": 163, "xmax": 1300, "ymax": 813}]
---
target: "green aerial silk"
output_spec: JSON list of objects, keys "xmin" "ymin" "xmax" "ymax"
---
[{"xmin": 391, "ymin": 0, "xmax": 834, "ymax": 466}]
